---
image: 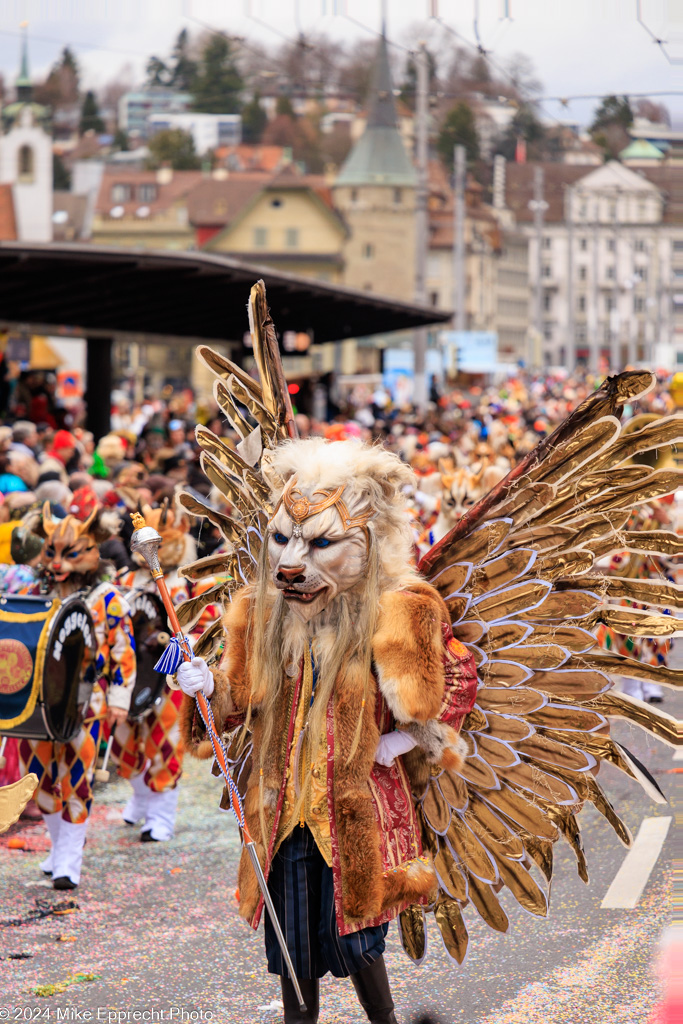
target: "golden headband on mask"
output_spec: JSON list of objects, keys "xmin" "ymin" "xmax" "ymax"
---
[{"xmin": 272, "ymin": 477, "xmax": 375, "ymax": 534}]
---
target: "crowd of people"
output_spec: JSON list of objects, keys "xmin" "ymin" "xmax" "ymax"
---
[{"xmin": 0, "ymin": 365, "xmax": 677, "ymax": 889}]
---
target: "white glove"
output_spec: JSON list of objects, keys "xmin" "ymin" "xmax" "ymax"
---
[
  {"xmin": 176, "ymin": 657, "xmax": 214, "ymax": 698},
  {"xmin": 374, "ymin": 730, "xmax": 418, "ymax": 767}
]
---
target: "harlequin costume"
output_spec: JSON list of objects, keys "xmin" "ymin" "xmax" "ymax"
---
[
  {"xmin": 19, "ymin": 503, "xmax": 136, "ymax": 888},
  {"xmin": 174, "ymin": 295, "xmax": 681, "ymax": 1024},
  {"xmin": 113, "ymin": 502, "xmax": 196, "ymax": 841}
]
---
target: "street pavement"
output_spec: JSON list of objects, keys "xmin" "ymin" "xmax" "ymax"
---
[{"xmin": 0, "ymin": 680, "xmax": 677, "ymax": 1024}]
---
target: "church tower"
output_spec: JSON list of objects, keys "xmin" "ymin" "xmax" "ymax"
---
[
  {"xmin": 0, "ymin": 29, "xmax": 52, "ymax": 242},
  {"xmin": 332, "ymin": 32, "xmax": 417, "ymax": 300}
]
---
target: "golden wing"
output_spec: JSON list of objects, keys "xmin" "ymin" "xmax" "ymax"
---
[{"xmin": 401, "ymin": 372, "xmax": 682, "ymax": 964}]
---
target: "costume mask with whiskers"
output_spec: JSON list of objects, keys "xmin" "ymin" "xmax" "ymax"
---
[{"xmin": 267, "ymin": 476, "xmax": 375, "ymax": 623}]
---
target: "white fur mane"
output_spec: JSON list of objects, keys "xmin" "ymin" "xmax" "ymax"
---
[{"xmin": 268, "ymin": 438, "xmax": 418, "ymax": 589}]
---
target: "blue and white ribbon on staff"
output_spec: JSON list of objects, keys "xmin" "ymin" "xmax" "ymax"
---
[{"xmin": 154, "ymin": 634, "xmax": 192, "ymax": 675}]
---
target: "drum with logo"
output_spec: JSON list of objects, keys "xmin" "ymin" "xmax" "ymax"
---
[
  {"xmin": 127, "ymin": 589, "xmax": 170, "ymax": 719},
  {"xmin": 0, "ymin": 594, "xmax": 96, "ymax": 743}
]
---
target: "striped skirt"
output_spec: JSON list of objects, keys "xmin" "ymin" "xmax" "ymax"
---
[{"xmin": 265, "ymin": 825, "xmax": 389, "ymax": 979}]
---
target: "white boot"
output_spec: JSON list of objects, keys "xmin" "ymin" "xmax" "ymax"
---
[
  {"xmin": 39, "ymin": 811, "xmax": 63, "ymax": 875},
  {"xmin": 141, "ymin": 786, "xmax": 179, "ymax": 842},
  {"xmin": 123, "ymin": 772, "xmax": 151, "ymax": 825},
  {"xmin": 51, "ymin": 820, "xmax": 88, "ymax": 889}
]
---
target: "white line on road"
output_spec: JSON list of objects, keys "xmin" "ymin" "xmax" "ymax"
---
[
  {"xmin": 601, "ymin": 816, "xmax": 672, "ymax": 909},
  {"xmin": 673, "ymin": 748, "xmax": 683, "ymax": 761}
]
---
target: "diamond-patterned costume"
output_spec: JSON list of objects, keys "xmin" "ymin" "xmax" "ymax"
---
[{"xmin": 18, "ymin": 582, "xmax": 136, "ymax": 823}]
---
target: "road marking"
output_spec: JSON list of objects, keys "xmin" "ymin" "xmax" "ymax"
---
[
  {"xmin": 673, "ymin": 748, "xmax": 683, "ymax": 761},
  {"xmin": 601, "ymin": 816, "xmax": 672, "ymax": 909}
]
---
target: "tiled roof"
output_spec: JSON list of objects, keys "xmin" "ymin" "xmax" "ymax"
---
[{"xmin": 94, "ymin": 169, "xmax": 203, "ymax": 217}]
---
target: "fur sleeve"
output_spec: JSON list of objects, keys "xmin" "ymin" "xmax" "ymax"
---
[
  {"xmin": 372, "ymin": 582, "xmax": 449, "ymax": 724},
  {"xmin": 179, "ymin": 586, "xmax": 253, "ymax": 758}
]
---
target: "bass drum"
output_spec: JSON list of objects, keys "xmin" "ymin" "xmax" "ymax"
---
[
  {"xmin": 127, "ymin": 589, "xmax": 169, "ymax": 719},
  {"xmin": 0, "ymin": 594, "xmax": 96, "ymax": 743}
]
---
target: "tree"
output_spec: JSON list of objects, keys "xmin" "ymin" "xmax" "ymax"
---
[
  {"xmin": 192, "ymin": 34, "xmax": 243, "ymax": 113},
  {"xmin": 276, "ymin": 95, "xmax": 295, "ymax": 118},
  {"xmin": 241, "ymin": 92, "xmax": 267, "ymax": 144},
  {"xmin": 145, "ymin": 56, "xmax": 169, "ymax": 87},
  {"xmin": 35, "ymin": 46, "xmax": 79, "ymax": 111},
  {"xmin": 53, "ymin": 153, "xmax": 71, "ymax": 190},
  {"xmin": 146, "ymin": 128, "xmax": 200, "ymax": 170},
  {"xmin": 591, "ymin": 95, "xmax": 633, "ymax": 133},
  {"xmin": 496, "ymin": 104, "xmax": 546, "ymax": 161},
  {"xmin": 79, "ymin": 90, "xmax": 104, "ymax": 135},
  {"xmin": 170, "ymin": 29, "xmax": 198, "ymax": 91},
  {"xmin": 590, "ymin": 95, "xmax": 633, "ymax": 159},
  {"xmin": 112, "ymin": 128, "xmax": 129, "ymax": 152},
  {"xmin": 633, "ymin": 98, "xmax": 670, "ymax": 126},
  {"xmin": 399, "ymin": 49, "xmax": 437, "ymax": 111},
  {"xmin": 437, "ymin": 102, "xmax": 480, "ymax": 167}
]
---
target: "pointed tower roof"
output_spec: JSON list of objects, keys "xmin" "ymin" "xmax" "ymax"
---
[
  {"xmin": 16, "ymin": 25, "xmax": 32, "ymax": 100},
  {"xmin": 335, "ymin": 33, "xmax": 416, "ymax": 188}
]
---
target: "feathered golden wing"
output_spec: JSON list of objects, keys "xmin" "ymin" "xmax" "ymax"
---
[
  {"xmin": 175, "ymin": 281, "xmax": 297, "ymax": 656},
  {"xmin": 400, "ymin": 372, "xmax": 682, "ymax": 965}
]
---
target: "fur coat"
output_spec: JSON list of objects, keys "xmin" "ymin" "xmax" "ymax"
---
[{"xmin": 180, "ymin": 580, "xmax": 478, "ymax": 935}]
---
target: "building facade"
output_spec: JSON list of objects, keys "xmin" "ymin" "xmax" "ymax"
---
[{"xmin": 503, "ymin": 159, "xmax": 683, "ymax": 370}]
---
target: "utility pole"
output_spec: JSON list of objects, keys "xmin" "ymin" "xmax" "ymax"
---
[
  {"xmin": 590, "ymin": 202, "xmax": 600, "ymax": 373},
  {"xmin": 611, "ymin": 191, "xmax": 620, "ymax": 371},
  {"xmin": 413, "ymin": 41, "xmax": 429, "ymax": 410},
  {"xmin": 528, "ymin": 165, "xmax": 545, "ymax": 368},
  {"xmin": 453, "ymin": 144, "xmax": 466, "ymax": 336},
  {"xmin": 565, "ymin": 184, "xmax": 574, "ymax": 369}
]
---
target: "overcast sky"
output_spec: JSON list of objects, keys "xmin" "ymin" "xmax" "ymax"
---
[{"xmin": 0, "ymin": 0, "xmax": 682, "ymax": 126}]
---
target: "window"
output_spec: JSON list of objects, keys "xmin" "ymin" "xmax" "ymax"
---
[
  {"xmin": 638, "ymin": 202, "xmax": 646, "ymax": 220},
  {"xmin": 285, "ymin": 227, "xmax": 299, "ymax": 248},
  {"xmin": 634, "ymin": 296, "xmax": 645, "ymax": 313},
  {"xmin": 674, "ymin": 240, "xmax": 683, "ymax": 252},
  {"xmin": 137, "ymin": 184, "xmax": 158, "ymax": 203},
  {"xmin": 253, "ymin": 226, "xmax": 268, "ymax": 247},
  {"xmin": 362, "ymin": 243, "xmax": 374, "ymax": 259},
  {"xmin": 429, "ymin": 291, "xmax": 439, "ymax": 307},
  {"xmin": 17, "ymin": 145, "xmax": 34, "ymax": 182},
  {"xmin": 543, "ymin": 237, "xmax": 552, "ymax": 250},
  {"xmin": 607, "ymin": 239, "xmax": 615, "ymax": 252},
  {"xmin": 542, "ymin": 264, "xmax": 552, "ymax": 278},
  {"xmin": 608, "ymin": 202, "xmax": 616, "ymax": 219},
  {"xmin": 579, "ymin": 237, "xmax": 588, "ymax": 251},
  {"xmin": 111, "ymin": 184, "xmax": 132, "ymax": 203},
  {"xmin": 393, "ymin": 188, "xmax": 402, "ymax": 204},
  {"xmin": 543, "ymin": 322, "xmax": 553, "ymax": 341},
  {"xmin": 578, "ymin": 265, "xmax": 587, "ymax": 281},
  {"xmin": 543, "ymin": 293, "xmax": 552, "ymax": 312},
  {"xmin": 634, "ymin": 239, "xmax": 646, "ymax": 252},
  {"xmin": 603, "ymin": 323, "xmax": 613, "ymax": 342},
  {"xmin": 577, "ymin": 295, "xmax": 586, "ymax": 312},
  {"xmin": 351, "ymin": 188, "xmax": 358, "ymax": 202},
  {"xmin": 575, "ymin": 323, "xmax": 587, "ymax": 342},
  {"xmin": 638, "ymin": 266, "xmax": 647, "ymax": 282},
  {"xmin": 605, "ymin": 296, "xmax": 615, "ymax": 312},
  {"xmin": 579, "ymin": 203, "xmax": 587, "ymax": 218},
  {"xmin": 674, "ymin": 268, "xmax": 683, "ymax": 280},
  {"xmin": 606, "ymin": 265, "xmax": 615, "ymax": 280}
]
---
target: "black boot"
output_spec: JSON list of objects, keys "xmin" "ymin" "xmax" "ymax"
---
[
  {"xmin": 280, "ymin": 975, "xmax": 319, "ymax": 1024},
  {"xmin": 350, "ymin": 956, "xmax": 397, "ymax": 1024}
]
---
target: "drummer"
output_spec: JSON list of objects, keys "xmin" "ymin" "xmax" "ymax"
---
[
  {"xmin": 113, "ymin": 500, "xmax": 218, "ymax": 842},
  {"xmin": 19, "ymin": 502, "xmax": 136, "ymax": 890}
]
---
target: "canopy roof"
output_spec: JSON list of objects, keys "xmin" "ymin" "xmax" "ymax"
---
[{"xmin": 0, "ymin": 243, "xmax": 449, "ymax": 343}]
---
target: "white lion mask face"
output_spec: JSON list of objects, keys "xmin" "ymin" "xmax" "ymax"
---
[{"xmin": 267, "ymin": 497, "xmax": 369, "ymax": 623}]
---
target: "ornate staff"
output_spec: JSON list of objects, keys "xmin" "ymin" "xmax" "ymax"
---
[{"xmin": 130, "ymin": 512, "xmax": 306, "ymax": 1012}]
